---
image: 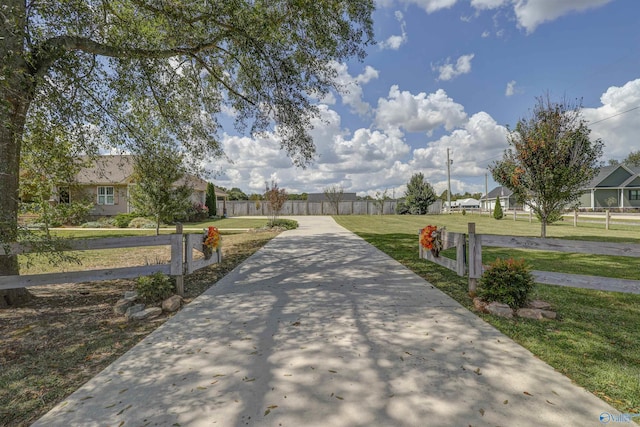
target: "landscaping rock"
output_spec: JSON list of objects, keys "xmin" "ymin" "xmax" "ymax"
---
[
  {"xmin": 473, "ymin": 297, "xmax": 488, "ymax": 313},
  {"xmin": 162, "ymin": 295, "xmax": 182, "ymax": 312},
  {"xmin": 540, "ymin": 310, "xmax": 557, "ymax": 320},
  {"xmin": 125, "ymin": 304, "xmax": 145, "ymax": 319},
  {"xmin": 114, "ymin": 298, "xmax": 135, "ymax": 316},
  {"xmin": 129, "ymin": 307, "xmax": 162, "ymax": 321},
  {"xmin": 528, "ymin": 300, "xmax": 551, "ymax": 310},
  {"xmin": 516, "ymin": 308, "xmax": 544, "ymax": 320},
  {"xmin": 123, "ymin": 291, "xmax": 138, "ymax": 301},
  {"xmin": 485, "ymin": 302, "xmax": 514, "ymax": 318}
]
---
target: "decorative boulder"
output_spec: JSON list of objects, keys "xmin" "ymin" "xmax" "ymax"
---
[
  {"xmin": 516, "ymin": 308, "xmax": 544, "ymax": 320},
  {"xmin": 485, "ymin": 302, "xmax": 514, "ymax": 318},
  {"xmin": 162, "ymin": 295, "xmax": 183, "ymax": 313},
  {"xmin": 473, "ymin": 297, "xmax": 488, "ymax": 313},
  {"xmin": 125, "ymin": 304, "xmax": 145, "ymax": 320}
]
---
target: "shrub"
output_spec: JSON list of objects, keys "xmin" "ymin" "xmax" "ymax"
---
[
  {"xmin": 461, "ymin": 208, "xmax": 466, "ymax": 216},
  {"xmin": 478, "ymin": 258, "xmax": 534, "ymax": 309},
  {"xmin": 51, "ymin": 201, "xmax": 93, "ymax": 226},
  {"xmin": 135, "ymin": 272, "xmax": 175, "ymax": 303},
  {"xmin": 493, "ymin": 197, "xmax": 504, "ymax": 220},
  {"xmin": 266, "ymin": 219, "xmax": 298, "ymax": 230},
  {"xmin": 81, "ymin": 221, "xmax": 103, "ymax": 228},
  {"xmin": 128, "ymin": 217, "xmax": 156, "ymax": 228},
  {"xmin": 113, "ymin": 212, "xmax": 140, "ymax": 228}
]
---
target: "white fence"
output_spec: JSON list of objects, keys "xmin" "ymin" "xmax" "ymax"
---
[{"xmin": 218, "ymin": 199, "xmax": 443, "ymax": 216}]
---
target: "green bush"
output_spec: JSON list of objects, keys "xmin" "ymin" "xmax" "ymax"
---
[
  {"xmin": 51, "ymin": 201, "xmax": 93, "ymax": 226},
  {"xmin": 128, "ymin": 217, "xmax": 156, "ymax": 228},
  {"xmin": 81, "ymin": 221, "xmax": 103, "ymax": 228},
  {"xmin": 135, "ymin": 272, "xmax": 175, "ymax": 303},
  {"xmin": 493, "ymin": 197, "xmax": 504, "ymax": 220},
  {"xmin": 478, "ymin": 258, "xmax": 534, "ymax": 309},
  {"xmin": 266, "ymin": 219, "xmax": 298, "ymax": 230},
  {"xmin": 113, "ymin": 212, "xmax": 140, "ymax": 228}
]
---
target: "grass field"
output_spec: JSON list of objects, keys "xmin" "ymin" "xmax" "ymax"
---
[{"xmin": 334, "ymin": 214, "xmax": 640, "ymax": 417}]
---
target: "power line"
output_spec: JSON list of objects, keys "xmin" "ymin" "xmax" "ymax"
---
[{"xmin": 588, "ymin": 105, "xmax": 640, "ymax": 125}]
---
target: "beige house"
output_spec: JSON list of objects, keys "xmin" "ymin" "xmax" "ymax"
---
[{"xmin": 58, "ymin": 155, "xmax": 224, "ymax": 217}]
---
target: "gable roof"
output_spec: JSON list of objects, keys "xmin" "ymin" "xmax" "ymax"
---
[
  {"xmin": 73, "ymin": 155, "xmax": 210, "ymax": 192},
  {"xmin": 482, "ymin": 186, "xmax": 514, "ymax": 200},
  {"xmin": 74, "ymin": 155, "xmax": 133, "ymax": 185},
  {"xmin": 584, "ymin": 164, "xmax": 640, "ymax": 189}
]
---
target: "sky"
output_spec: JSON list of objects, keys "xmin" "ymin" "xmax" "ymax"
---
[{"xmin": 205, "ymin": 0, "xmax": 640, "ymax": 198}]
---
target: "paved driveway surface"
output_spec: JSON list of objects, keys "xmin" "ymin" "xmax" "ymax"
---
[{"xmin": 34, "ymin": 216, "xmax": 619, "ymax": 426}]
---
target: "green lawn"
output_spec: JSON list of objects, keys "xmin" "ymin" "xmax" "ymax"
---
[{"xmin": 334, "ymin": 214, "xmax": 640, "ymax": 416}]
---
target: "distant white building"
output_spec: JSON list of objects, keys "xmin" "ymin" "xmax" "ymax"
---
[{"xmin": 444, "ymin": 198, "xmax": 480, "ymax": 210}]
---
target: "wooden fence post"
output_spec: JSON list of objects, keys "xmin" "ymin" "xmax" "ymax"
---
[
  {"xmin": 456, "ymin": 232, "xmax": 466, "ymax": 276},
  {"xmin": 172, "ymin": 223, "xmax": 185, "ymax": 296},
  {"xmin": 467, "ymin": 222, "xmax": 482, "ymax": 297},
  {"xmin": 605, "ymin": 209, "xmax": 610, "ymax": 230},
  {"xmin": 513, "ymin": 210, "xmax": 517, "ymax": 221}
]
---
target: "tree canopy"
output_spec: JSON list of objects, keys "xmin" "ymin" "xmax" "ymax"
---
[
  {"xmin": 0, "ymin": 1, "xmax": 375, "ymax": 289},
  {"xmin": 490, "ymin": 96, "xmax": 603, "ymax": 237}
]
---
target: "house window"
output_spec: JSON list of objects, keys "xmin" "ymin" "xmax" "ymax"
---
[
  {"xmin": 97, "ymin": 186, "xmax": 115, "ymax": 205},
  {"xmin": 630, "ymin": 190, "xmax": 640, "ymax": 201},
  {"xmin": 59, "ymin": 187, "xmax": 70, "ymax": 204}
]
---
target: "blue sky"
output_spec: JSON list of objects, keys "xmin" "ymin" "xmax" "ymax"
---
[{"xmin": 207, "ymin": 0, "xmax": 640, "ymax": 198}]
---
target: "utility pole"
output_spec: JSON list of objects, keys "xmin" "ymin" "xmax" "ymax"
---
[
  {"xmin": 485, "ymin": 172, "xmax": 488, "ymax": 214},
  {"xmin": 446, "ymin": 148, "xmax": 452, "ymax": 213}
]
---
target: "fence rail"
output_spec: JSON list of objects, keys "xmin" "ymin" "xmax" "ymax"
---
[
  {"xmin": 418, "ymin": 229, "xmax": 466, "ymax": 276},
  {"xmin": 0, "ymin": 225, "xmax": 219, "ymax": 295},
  {"xmin": 419, "ymin": 222, "xmax": 640, "ymax": 295}
]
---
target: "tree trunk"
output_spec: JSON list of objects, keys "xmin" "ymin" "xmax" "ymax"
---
[
  {"xmin": 0, "ymin": 0, "xmax": 35, "ymax": 305},
  {"xmin": 541, "ymin": 219, "xmax": 547, "ymax": 238}
]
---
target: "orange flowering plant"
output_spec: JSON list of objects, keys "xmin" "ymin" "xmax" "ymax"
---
[
  {"xmin": 420, "ymin": 225, "xmax": 443, "ymax": 257},
  {"xmin": 203, "ymin": 226, "xmax": 221, "ymax": 259}
]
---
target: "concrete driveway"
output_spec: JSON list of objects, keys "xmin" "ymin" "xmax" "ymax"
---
[{"xmin": 34, "ymin": 216, "xmax": 619, "ymax": 426}]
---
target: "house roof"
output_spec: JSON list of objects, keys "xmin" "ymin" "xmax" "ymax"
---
[
  {"xmin": 585, "ymin": 164, "xmax": 640, "ymax": 189},
  {"xmin": 74, "ymin": 155, "xmax": 134, "ymax": 185},
  {"xmin": 73, "ymin": 155, "xmax": 214, "ymax": 193},
  {"xmin": 481, "ymin": 186, "xmax": 514, "ymax": 200}
]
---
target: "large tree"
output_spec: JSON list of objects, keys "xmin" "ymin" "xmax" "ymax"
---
[
  {"xmin": 490, "ymin": 96, "xmax": 603, "ymax": 237},
  {"xmin": 404, "ymin": 173, "xmax": 436, "ymax": 215},
  {"xmin": 0, "ymin": 1, "xmax": 374, "ymax": 303}
]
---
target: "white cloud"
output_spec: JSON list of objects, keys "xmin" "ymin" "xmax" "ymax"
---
[
  {"xmin": 379, "ymin": 11, "xmax": 408, "ymax": 50},
  {"xmin": 505, "ymin": 80, "xmax": 517, "ymax": 96},
  {"xmin": 433, "ymin": 54, "xmax": 475, "ymax": 81},
  {"xmin": 331, "ymin": 62, "xmax": 379, "ymax": 116},
  {"xmin": 512, "ymin": 0, "xmax": 614, "ymax": 33},
  {"xmin": 375, "ymin": 86, "xmax": 468, "ymax": 134},
  {"xmin": 381, "ymin": 0, "xmax": 614, "ymax": 33},
  {"xmin": 411, "ymin": 112, "xmax": 508, "ymax": 178},
  {"xmin": 481, "ymin": 30, "xmax": 490, "ymax": 38},
  {"xmin": 582, "ymin": 78, "xmax": 640, "ymax": 161},
  {"xmin": 381, "ymin": 0, "xmax": 457, "ymax": 14},
  {"xmin": 470, "ymin": 0, "xmax": 614, "ymax": 33}
]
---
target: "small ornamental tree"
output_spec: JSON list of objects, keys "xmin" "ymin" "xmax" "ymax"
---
[
  {"xmin": 205, "ymin": 183, "xmax": 217, "ymax": 217},
  {"xmin": 265, "ymin": 180, "xmax": 288, "ymax": 224},
  {"xmin": 493, "ymin": 197, "xmax": 504, "ymax": 220},
  {"xmin": 129, "ymin": 145, "xmax": 193, "ymax": 235},
  {"xmin": 490, "ymin": 95, "xmax": 603, "ymax": 237},
  {"xmin": 324, "ymin": 185, "xmax": 344, "ymax": 215}
]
